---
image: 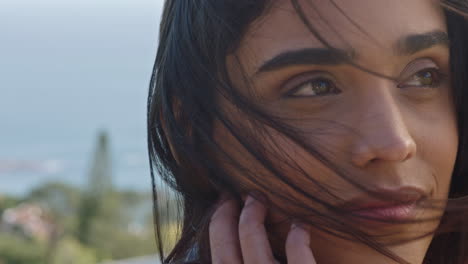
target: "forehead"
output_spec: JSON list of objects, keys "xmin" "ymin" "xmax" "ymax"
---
[{"xmin": 236, "ymin": 0, "xmax": 446, "ymax": 67}]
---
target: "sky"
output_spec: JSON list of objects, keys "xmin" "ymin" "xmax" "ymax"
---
[{"xmin": 0, "ymin": 0, "xmax": 165, "ymax": 194}]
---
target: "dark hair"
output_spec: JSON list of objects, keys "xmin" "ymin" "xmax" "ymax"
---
[{"xmin": 148, "ymin": 1, "xmax": 468, "ymax": 263}]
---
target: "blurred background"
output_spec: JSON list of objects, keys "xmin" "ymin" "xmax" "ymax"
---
[{"xmin": 0, "ymin": 0, "xmax": 166, "ymax": 263}]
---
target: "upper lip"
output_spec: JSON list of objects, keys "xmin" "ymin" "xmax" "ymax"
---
[{"xmin": 338, "ymin": 186, "xmax": 428, "ymax": 211}]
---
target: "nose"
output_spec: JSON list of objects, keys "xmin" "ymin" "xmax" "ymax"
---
[{"xmin": 350, "ymin": 89, "xmax": 417, "ymax": 168}]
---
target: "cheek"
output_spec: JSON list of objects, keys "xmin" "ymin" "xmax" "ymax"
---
[
  {"xmin": 416, "ymin": 108, "xmax": 458, "ymax": 200},
  {"xmin": 213, "ymin": 119, "xmax": 352, "ymax": 211},
  {"xmin": 409, "ymin": 83, "xmax": 459, "ymax": 199},
  {"xmin": 213, "ymin": 122, "xmax": 342, "ymax": 246}
]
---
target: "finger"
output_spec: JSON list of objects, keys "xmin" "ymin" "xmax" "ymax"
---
[
  {"xmin": 285, "ymin": 223, "xmax": 316, "ymax": 264},
  {"xmin": 209, "ymin": 197, "xmax": 243, "ymax": 264},
  {"xmin": 239, "ymin": 195, "xmax": 277, "ymax": 264}
]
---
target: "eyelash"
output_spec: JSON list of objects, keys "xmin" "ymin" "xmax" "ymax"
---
[
  {"xmin": 397, "ymin": 67, "xmax": 445, "ymax": 88},
  {"xmin": 284, "ymin": 77, "xmax": 339, "ymax": 98},
  {"xmin": 284, "ymin": 67, "xmax": 447, "ymax": 98}
]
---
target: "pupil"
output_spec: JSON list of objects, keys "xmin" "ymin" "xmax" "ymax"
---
[
  {"xmin": 419, "ymin": 71, "xmax": 433, "ymax": 85},
  {"xmin": 315, "ymin": 80, "xmax": 329, "ymax": 94}
]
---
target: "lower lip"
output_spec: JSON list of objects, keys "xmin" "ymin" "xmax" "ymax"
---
[{"xmin": 351, "ymin": 203, "xmax": 417, "ymax": 221}]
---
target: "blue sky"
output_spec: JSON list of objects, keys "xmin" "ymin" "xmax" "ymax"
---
[
  {"xmin": 0, "ymin": 0, "xmax": 164, "ymax": 129},
  {"xmin": 0, "ymin": 0, "xmax": 165, "ymax": 194}
]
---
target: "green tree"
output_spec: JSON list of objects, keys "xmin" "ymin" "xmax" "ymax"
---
[
  {"xmin": 75, "ymin": 131, "xmax": 155, "ymax": 261},
  {"xmin": 0, "ymin": 195, "xmax": 21, "ymax": 215},
  {"xmin": 26, "ymin": 182, "xmax": 81, "ymax": 232},
  {"xmin": 0, "ymin": 234, "xmax": 45, "ymax": 264},
  {"xmin": 86, "ymin": 131, "xmax": 113, "ymax": 196},
  {"xmin": 51, "ymin": 237, "xmax": 97, "ymax": 264},
  {"xmin": 26, "ymin": 181, "xmax": 83, "ymax": 263},
  {"xmin": 0, "ymin": 130, "xmax": 158, "ymax": 262},
  {"xmin": 77, "ymin": 131, "xmax": 114, "ymax": 246},
  {"xmin": 82, "ymin": 189, "xmax": 156, "ymax": 260}
]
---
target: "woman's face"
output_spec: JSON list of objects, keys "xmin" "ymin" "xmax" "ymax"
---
[{"xmin": 217, "ymin": 0, "xmax": 458, "ymax": 262}]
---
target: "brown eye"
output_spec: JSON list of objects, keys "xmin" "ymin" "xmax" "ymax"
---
[
  {"xmin": 287, "ymin": 78, "xmax": 340, "ymax": 97},
  {"xmin": 418, "ymin": 71, "xmax": 435, "ymax": 86},
  {"xmin": 398, "ymin": 68, "xmax": 442, "ymax": 88}
]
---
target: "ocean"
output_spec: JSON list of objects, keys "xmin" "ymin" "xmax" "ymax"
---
[{"xmin": 0, "ymin": 0, "xmax": 164, "ymax": 195}]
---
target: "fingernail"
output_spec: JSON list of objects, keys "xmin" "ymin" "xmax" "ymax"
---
[
  {"xmin": 291, "ymin": 221, "xmax": 309, "ymax": 231},
  {"xmin": 290, "ymin": 221, "xmax": 311, "ymax": 245},
  {"xmin": 244, "ymin": 195, "xmax": 255, "ymax": 206},
  {"xmin": 245, "ymin": 191, "xmax": 267, "ymax": 205}
]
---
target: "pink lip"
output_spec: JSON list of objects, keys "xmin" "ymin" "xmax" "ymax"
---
[
  {"xmin": 351, "ymin": 202, "xmax": 417, "ymax": 220},
  {"xmin": 339, "ymin": 186, "xmax": 427, "ymax": 221}
]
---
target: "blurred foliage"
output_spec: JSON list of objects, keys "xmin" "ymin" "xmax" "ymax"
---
[
  {"xmin": 0, "ymin": 131, "xmax": 168, "ymax": 264},
  {"xmin": 0, "ymin": 196, "xmax": 22, "ymax": 216},
  {"xmin": 0, "ymin": 182, "xmax": 158, "ymax": 264},
  {"xmin": 78, "ymin": 131, "xmax": 113, "ymax": 246},
  {"xmin": 26, "ymin": 181, "xmax": 81, "ymax": 235},
  {"xmin": 51, "ymin": 237, "xmax": 97, "ymax": 264},
  {"xmin": 0, "ymin": 233, "xmax": 45, "ymax": 264}
]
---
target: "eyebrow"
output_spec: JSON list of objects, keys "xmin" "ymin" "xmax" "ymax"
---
[
  {"xmin": 396, "ymin": 30, "xmax": 449, "ymax": 55},
  {"xmin": 256, "ymin": 30, "xmax": 449, "ymax": 74},
  {"xmin": 257, "ymin": 48, "xmax": 354, "ymax": 72}
]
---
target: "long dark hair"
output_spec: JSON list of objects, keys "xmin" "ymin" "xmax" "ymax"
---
[{"xmin": 148, "ymin": 1, "xmax": 468, "ymax": 263}]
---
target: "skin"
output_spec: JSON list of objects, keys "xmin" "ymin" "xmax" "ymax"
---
[{"xmin": 210, "ymin": 0, "xmax": 458, "ymax": 263}]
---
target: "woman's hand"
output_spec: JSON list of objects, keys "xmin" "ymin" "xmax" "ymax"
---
[{"xmin": 209, "ymin": 195, "xmax": 317, "ymax": 264}]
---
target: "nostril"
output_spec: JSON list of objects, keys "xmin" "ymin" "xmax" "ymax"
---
[
  {"xmin": 376, "ymin": 138, "xmax": 417, "ymax": 163},
  {"xmin": 351, "ymin": 146, "xmax": 377, "ymax": 168},
  {"xmin": 351, "ymin": 137, "xmax": 416, "ymax": 167}
]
